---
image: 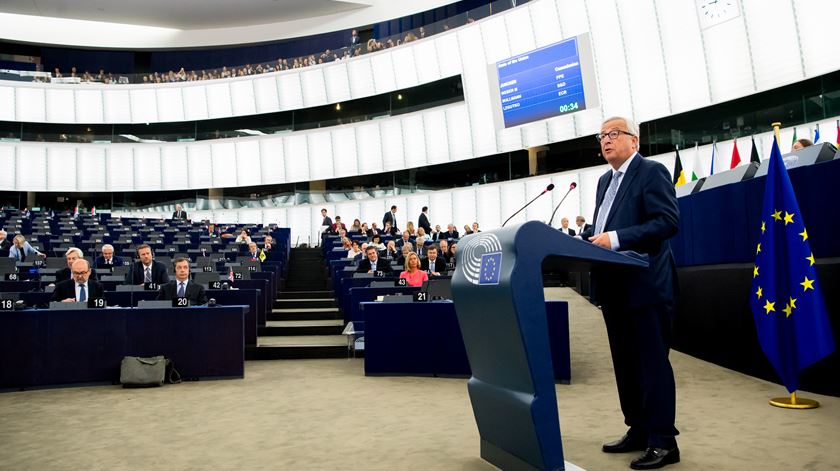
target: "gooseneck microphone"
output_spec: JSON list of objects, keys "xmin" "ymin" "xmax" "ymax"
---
[
  {"xmin": 501, "ymin": 184, "xmax": 555, "ymax": 227},
  {"xmin": 548, "ymin": 182, "xmax": 578, "ymax": 227}
]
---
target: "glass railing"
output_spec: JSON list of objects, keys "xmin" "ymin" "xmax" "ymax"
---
[{"xmin": 0, "ymin": 0, "xmax": 530, "ymax": 86}]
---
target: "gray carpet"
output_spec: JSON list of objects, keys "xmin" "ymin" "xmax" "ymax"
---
[{"xmin": 1, "ymin": 288, "xmax": 838, "ymax": 470}]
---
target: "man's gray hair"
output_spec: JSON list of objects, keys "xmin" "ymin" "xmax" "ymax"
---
[
  {"xmin": 101, "ymin": 244, "xmax": 114, "ymax": 251},
  {"xmin": 65, "ymin": 247, "xmax": 84, "ymax": 258},
  {"xmin": 603, "ymin": 116, "xmax": 640, "ymax": 150}
]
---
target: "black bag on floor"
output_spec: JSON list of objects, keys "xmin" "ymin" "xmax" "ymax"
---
[{"xmin": 120, "ymin": 355, "xmax": 182, "ymax": 388}]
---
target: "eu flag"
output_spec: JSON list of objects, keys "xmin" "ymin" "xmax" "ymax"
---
[
  {"xmin": 750, "ymin": 138, "xmax": 835, "ymax": 393},
  {"xmin": 479, "ymin": 252, "xmax": 502, "ymax": 285}
]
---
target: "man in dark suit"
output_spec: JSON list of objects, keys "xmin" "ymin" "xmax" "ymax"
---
[
  {"xmin": 582, "ymin": 117, "xmax": 680, "ymax": 469},
  {"xmin": 395, "ymin": 231, "xmax": 412, "ymax": 248},
  {"xmin": 420, "ymin": 245, "xmax": 446, "ymax": 276},
  {"xmin": 94, "ymin": 244, "xmax": 124, "ymax": 269},
  {"xmin": 439, "ymin": 224, "xmax": 459, "ymax": 240},
  {"xmin": 51, "ymin": 259, "xmax": 104, "ymax": 303},
  {"xmin": 0, "ymin": 230, "xmax": 10, "ymax": 257},
  {"xmin": 418, "ymin": 206, "xmax": 432, "ymax": 235},
  {"xmin": 125, "ymin": 244, "xmax": 170, "ymax": 285},
  {"xmin": 356, "ymin": 246, "xmax": 393, "ymax": 274},
  {"xmin": 157, "ymin": 257, "xmax": 207, "ymax": 305},
  {"xmin": 172, "ymin": 204, "xmax": 187, "ymax": 220},
  {"xmin": 575, "ymin": 216, "xmax": 592, "ymax": 236},
  {"xmin": 56, "ymin": 247, "xmax": 98, "ymax": 281},
  {"xmin": 320, "ymin": 208, "xmax": 332, "ymax": 233},
  {"xmin": 560, "ymin": 217, "xmax": 576, "ymax": 236},
  {"xmin": 382, "ymin": 205, "xmax": 398, "ymax": 232}
]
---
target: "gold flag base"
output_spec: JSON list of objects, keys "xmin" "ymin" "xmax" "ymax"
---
[{"xmin": 769, "ymin": 392, "xmax": 819, "ymax": 409}]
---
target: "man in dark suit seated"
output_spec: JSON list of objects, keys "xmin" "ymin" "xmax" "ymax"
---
[
  {"xmin": 157, "ymin": 257, "xmax": 207, "ymax": 305},
  {"xmin": 560, "ymin": 217, "xmax": 576, "ymax": 236},
  {"xmin": 356, "ymin": 245, "xmax": 393, "ymax": 274},
  {"xmin": 94, "ymin": 244, "xmax": 124, "ymax": 269},
  {"xmin": 125, "ymin": 243, "xmax": 170, "ymax": 285},
  {"xmin": 575, "ymin": 216, "xmax": 592, "ymax": 236},
  {"xmin": 51, "ymin": 259, "xmax": 104, "ymax": 303},
  {"xmin": 56, "ymin": 247, "xmax": 98, "ymax": 281},
  {"xmin": 439, "ymin": 224, "xmax": 459, "ymax": 240},
  {"xmin": 0, "ymin": 229, "xmax": 10, "ymax": 257},
  {"xmin": 395, "ymin": 231, "xmax": 412, "ymax": 248},
  {"xmin": 420, "ymin": 245, "xmax": 446, "ymax": 276},
  {"xmin": 172, "ymin": 204, "xmax": 188, "ymax": 220},
  {"xmin": 583, "ymin": 116, "xmax": 680, "ymax": 469}
]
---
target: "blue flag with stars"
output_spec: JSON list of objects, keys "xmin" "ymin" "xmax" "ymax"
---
[
  {"xmin": 750, "ymin": 138, "xmax": 835, "ymax": 393},
  {"xmin": 479, "ymin": 252, "xmax": 502, "ymax": 285}
]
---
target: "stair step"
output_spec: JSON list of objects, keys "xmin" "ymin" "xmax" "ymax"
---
[
  {"xmin": 245, "ymin": 335, "xmax": 349, "ymax": 359},
  {"xmin": 276, "ymin": 290, "xmax": 334, "ymax": 299},
  {"xmin": 259, "ymin": 320, "xmax": 344, "ymax": 336},
  {"xmin": 268, "ymin": 308, "xmax": 341, "ymax": 321},
  {"xmin": 273, "ymin": 298, "xmax": 337, "ymax": 309}
]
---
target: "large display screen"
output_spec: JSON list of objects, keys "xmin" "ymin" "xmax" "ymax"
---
[{"xmin": 490, "ymin": 33, "xmax": 599, "ymax": 129}]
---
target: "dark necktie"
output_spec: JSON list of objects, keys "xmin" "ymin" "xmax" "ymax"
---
[
  {"xmin": 78, "ymin": 284, "xmax": 87, "ymax": 302},
  {"xmin": 177, "ymin": 282, "xmax": 186, "ymax": 298}
]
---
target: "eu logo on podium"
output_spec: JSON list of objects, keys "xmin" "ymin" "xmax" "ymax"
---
[{"xmin": 479, "ymin": 252, "xmax": 502, "ymax": 285}]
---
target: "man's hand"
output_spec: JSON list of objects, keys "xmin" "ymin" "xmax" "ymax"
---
[
  {"xmin": 589, "ymin": 233, "xmax": 612, "ymax": 249},
  {"xmin": 61, "ymin": 298, "xmax": 76, "ymax": 303}
]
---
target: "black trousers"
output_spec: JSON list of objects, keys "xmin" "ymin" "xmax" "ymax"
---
[{"xmin": 602, "ymin": 302, "xmax": 679, "ymax": 448}]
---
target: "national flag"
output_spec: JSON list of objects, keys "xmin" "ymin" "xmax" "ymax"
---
[
  {"xmin": 91, "ymin": 206, "xmax": 96, "ymax": 216},
  {"xmin": 672, "ymin": 147, "xmax": 686, "ymax": 186},
  {"xmin": 750, "ymin": 136, "xmax": 761, "ymax": 164},
  {"xmin": 259, "ymin": 249, "xmax": 267, "ymax": 262},
  {"xmin": 750, "ymin": 138, "xmax": 835, "ymax": 393},
  {"xmin": 813, "ymin": 124, "xmax": 820, "ymax": 144},
  {"xmin": 709, "ymin": 141, "xmax": 716, "ymax": 176},
  {"xmin": 730, "ymin": 139, "xmax": 741, "ymax": 169},
  {"xmin": 791, "ymin": 127, "xmax": 797, "ymax": 148},
  {"xmin": 691, "ymin": 142, "xmax": 703, "ymax": 181},
  {"xmin": 228, "ymin": 267, "xmax": 235, "ymax": 283},
  {"xmin": 73, "ymin": 206, "xmax": 79, "ymax": 219},
  {"xmin": 836, "ymin": 120, "xmax": 840, "ymax": 148}
]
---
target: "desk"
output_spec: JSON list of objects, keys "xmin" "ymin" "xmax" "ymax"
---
[
  {"xmin": 361, "ymin": 300, "xmax": 570, "ymax": 381},
  {"xmin": 346, "ymin": 286, "xmax": 420, "ymax": 323},
  {"xmin": 0, "ymin": 305, "xmax": 246, "ymax": 389}
]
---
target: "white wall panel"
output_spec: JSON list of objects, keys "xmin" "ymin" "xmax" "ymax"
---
[
  {"xmin": 16, "ymin": 87, "xmax": 45, "ymax": 122},
  {"xmin": 300, "ymin": 68, "xmax": 328, "ymax": 107},
  {"xmin": 210, "ymin": 141, "xmax": 237, "ymax": 188},
  {"xmin": 277, "ymin": 73, "xmax": 304, "ymax": 110},
  {"xmin": 332, "ymin": 127, "xmax": 358, "ymax": 177},
  {"xmin": 547, "ymin": 115, "xmax": 577, "ymax": 143},
  {"xmin": 525, "ymin": 177, "xmax": 554, "ymax": 223},
  {"xmin": 346, "ymin": 58, "xmax": 376, "ymax": 97},
  {"xmin": 475, "ymin": 185, "xmax": 502, "ymax": 229},
  {"xmin": 17, "ymin": 146, "xmax": 46, "ymax": 191},
  {"xmin": 155, "ymin": 87, "xmax": 185, "ymax": 122},
  {"xmin": 617, "ymin": 0, "xmax": 671, "ymax": 122},
  {"xmin": 479, "ymin": 16, "xmax": 512, "ymax": 64},
  {"xmin": 370, "ymin": 52, "xmax": 397, "ymax": 94},
  {"xmin": 796, "ymin": 0, "xmax": 840, "ymax": 77},
  {"xmin": 743, "ymin": 0, "xmax": 802, "ymax": 90},
  {"xmin": 549, "ymin": 172, "xmax": 582, "ymax": 227},
  {"xmin": 445, "ymin": 104, "xmax": 473, "ymax": 161},
  {"xmin": 702, "ymin": 16, "xmax": 754, "ymax": 102},
  {"xmin": 497, "ymin": 127, "xmax": 524, "ymax": 152},
  {"xmin": 522, "ymin": 123, "xmax": 549, "ymax": 148},
  {"xmin": 187, "ymin": 144, "xmax": 213, "ymax": 189},
  {"xmin": 253, "ymin": 76, "xmax": 280, "ymax": 114},
  {"xmin": 504, "ymin": 5, "xmax": 536, "ymax": 56},
  {"xmin": 0, "ymin": 145, "xmax": 16, "ymax": 189},
  {"xmin": 402, "ymin": 114, "xmax": 427, "ymax": 169},
  {"xmin": 134, "ymin": 146, "xmax": 161, "ymax": 191},
  {"xmin": 286, "ymin": 206, "xmax": 313, "ymax": 247},
  {"xmin": 0, "ymin": 86, "xmax": 15, "ymax": 121},
  {"xmin": 588, "ymin": 0, "xmax": 632, "ymax": 119},
  {"xmin": 46, "ymin": 146, "xmax": 77, "ymax": 191},
  {"xmin": 452, "ymin": 188, "xmax": 477, "ymax": 230},
  {"xmin": 434, "ymin": 33, "xmax": 462, "ymax": 79},
  {"xmin": 182, "ymin": 85, "xmax": 209, "ymax": 121},
  {"xmin": 406, "ymin": 194, "xmax": 430, "ymax": 230},
  {"xmin": 160, "ymin": 145, "xmax": 189, "ymax": 190},
  {"xmin": 307, "ymin": 131, "xmax": 334, "ymax": 180},
  {"xmin": 323, "ymin": 63, "xmax": 352, "ymax": 104},
  {"xmin": 229, "ymin": 79, "xmax": 257, "ymax": 116},
  {"xmin": 391, "ymin": 46, "xmax": 419, "ymax": 89},
  {"xmin": 235, "ymin": 140, "xmax": 262, "ymax": 187},
  {"xmin": 107, "ymin": 146, "xmax": 134, "ymax": 191},
  {"xmin": 45, "ymin": 88, "xmax": 75, "ymax": 123},
  {"xmin": 655, "ymin": 0, "xmax": 710, "ymax": 114},
  {"xmin": 356, "ymin": 122, "xmax": 384, "ymax": 175},
  {"xmin": 412, "ymin": 39, "xmax": 442, "ymax": 84},
  {"xmin": 458, "ymin": 26, "xmax": 496, "ymax": 156},
  {"xmin": 499, "ymin": 182, "xmax": 527, "ymax": 227},
  {"xmin": 428, "ymin": 192, "xmax": 453, "ymax": 230},
  {"xmin": 359, "ymin": 200, "xmax": 385, "ymax": 232},
  {"xmin": 74, "ymin": 89, "xmax": 104, "ymax": 123},
  {"xmin": 205, "ymin": 83, "xmax": 233, "ymax": 119},
  {"xmin": 284, "ymin": 134, "xmax": 310, "ymax": 182},
  {"xmin": 423, "ymin": 109, "xmax": 450, "ymax": 165},
  {"xmin": 529, "ymin": 0, "xmax": 563, "ymax": 48},
  {"xmin": 259, "ymin": 137, "xmax": 285, "ymax": 184},
  {"xmin": 380, "ymin": 118, "xmax": 405, "ymax": 171},
  {"xmin": 129, "ymin": 89, "xmax": 158, "ymax": 123}
]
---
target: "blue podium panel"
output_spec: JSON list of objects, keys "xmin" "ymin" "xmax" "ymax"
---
[
  {"xmin": 451, "ymin": 221, "xmax": 646, "ymax": 471},
  {"xmin": 346, "ymin": 286, "xmax": 420, "ymax": 323}
]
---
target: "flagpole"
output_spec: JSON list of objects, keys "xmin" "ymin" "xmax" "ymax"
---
[
  {"xmin": 769, "ymin": 391, "xmax": 819, "ymax": 409},
  {"xmin": 771, "ymin": 122, "xmax": 781, "ymax": 147}
]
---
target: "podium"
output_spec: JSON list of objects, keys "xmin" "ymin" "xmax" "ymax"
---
[{"xmin": 451, "ymin": 221, "xmax": 648, "ymax": 471}]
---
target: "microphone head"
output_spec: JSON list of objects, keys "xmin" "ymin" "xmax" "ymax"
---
[
  {"xmin": 546, "ymin": 184, "xmax": 555, "ymax": 191},
  {"xmin": 570, "ymin": 182, "xmax": 577, "ymax": 189}
]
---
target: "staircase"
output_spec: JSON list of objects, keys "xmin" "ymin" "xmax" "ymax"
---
[{"xmin": 246, "ymin": 247, "xmax": 349, "ymax": 360}]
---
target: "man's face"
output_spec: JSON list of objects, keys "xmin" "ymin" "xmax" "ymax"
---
[
  {"xmin": 0, "ymin": 232, "xmax": 6, "ymax": 242},
  {"xmin": 561, "ymin": 218, "xmax": 569, "ymax": 228},
  {"xmin": 71, "ymin": 260, "xmax": 91, "ymax": 284},
  {"xmin": 102, "ymin": 247, "xmax": 114, "ymax": 260},
  {"xmin": 66, "ymin": 252, "xmax": 80, "ymax": 268},
  {"xmin": 138, "ymin": 247, "xmax": 153, "ymax": 265},
  {"xmin": 366, "ymin": 249, "xmax": 377, "ymax": 262},
  {"xmin": 321, "ymin": 209, "xmax": 327, "ymax": 216},
  {"xmin": 472, "ymin": 223, "xmax": 479, "ymax": 231},
  {"xmin": 435, "ymin": 225, "xmax": 441, "ymax": 232},
  {"xmin": 175, "ymin": 261, "xmax": 190, "ymax": 281},
  {"xmin": 599, "ymin": 119, "xmax": 638, "ymax": 169},
  {"xmin": 402, "ymin": 231, "xmax": 409, "ymax": 241},
  {"xmin": 427, "ymin": 248, "xmax": 437, "ymax": 261},
  {"xmin": 440, "ymin": 241, "xmax": 448, "ymax": 252},
  {"xmin": 576, "ymin": 217, "xmax": 585, "ymax": 227},
  {"xmin": 249, "ymin": 243, "xmax": 257, "ymax": 253}
]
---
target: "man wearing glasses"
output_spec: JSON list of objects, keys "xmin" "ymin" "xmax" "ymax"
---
[
  {"xmin": 51, "ymin": 259, "xmax": 104, "ymax": 303},
  {"xmin": 581, "ymin": 117, "xmax": 681, "ymax": 470}
]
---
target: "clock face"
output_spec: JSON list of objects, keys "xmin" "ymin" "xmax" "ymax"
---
[{"xmin": 696, "ymin": 0, "xmax": 741, "ymax": 29}]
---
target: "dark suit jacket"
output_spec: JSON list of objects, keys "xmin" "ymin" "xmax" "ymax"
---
[
  {"xmin": 382, "ymin": 211, "xmax": 397, "ymax": 230},
  {"xmin": 583, "ymin": 154, "xmax": 679, "ymax": 308},
  {"xmin": 125, "ymin": 260, "xmax": 170, "ymax": 285},
  {"xmin": 55, "ymin": 267, "xmax": 99, "ymax": 282},
  {"xmin": 51, "ymin": 279, "xmax": 105, "ymax": 302},
  {"xmin": 0, "ymin": 238, "xmax": 10, "ymax": 256},
  {"xmin": 418, "ymin": 213, "xmax": 432, "ymax": 234},
  {"xmin": 421, "ymin": 257, "xmax": 447, "ymax": 274},
  {"xmin": 562, "ymin": 228, "xmax": 576, "ymax": 236},
  {"xmin": 322, "ymin": 216, "xmax": 333, "ymax": 231},
  {"xmin": 94, "ymin": 255, "xmax": 124, "ymax": 269},
  {"xmin": 576, "ymin": 224, "xmax": 593, "ymax": 235},
  {"xmin": 439, "ymin": 230, "xmax": 459, "ymax": 240},
  {"xmin": 172, "ymin": 210, "xmax": 187, "ymax": 219},
  {"xmin": 157, "ymin": 280, "xmax": 207, "ymax": 305},
  {"xmin": 356, "ymin": 257, "xmax": 394, "ymax": 274}
]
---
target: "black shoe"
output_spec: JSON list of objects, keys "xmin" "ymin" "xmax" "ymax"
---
[
  {"xmin": 630, "ymin": 446, "xmax": 680, "ymax": 470},
  {"xmin": 602, "ymin": 434, "xmax": 648, "ymax": 453}
]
